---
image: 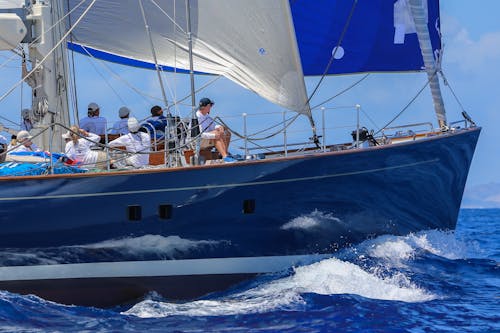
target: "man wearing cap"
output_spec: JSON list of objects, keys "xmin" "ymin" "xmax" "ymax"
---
[
  {"xmin": 142, "ymin": 105, "xmax": 169, "ymax": 139},
  {"xmin": 110, "ymin": 106, "xmax": 131, "ymax": 135},
  {"xmin": 20, "ymin": 109, "xmax": 33, "ymax": 131},
  {"xmin": 80, "ymin": 102, "xmax": 107, "ymax": 135},
  {"xmin": 195, "ymin": 97, "xmax": 234, "ymax": 162},
  {"xmin": 109, "ymin": 117, "xmax": 151, "ymax": 168},
  {"xmin": 8, "ymin": 130, "xmax": 40, "ymax": 153}
]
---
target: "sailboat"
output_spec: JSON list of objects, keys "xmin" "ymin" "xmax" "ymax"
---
[{"xmin": 0, "ymin": 0, "xmax": 479, "ymax": 307}]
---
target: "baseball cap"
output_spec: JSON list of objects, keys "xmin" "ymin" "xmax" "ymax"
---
[
  {"xmin": 119, "ymin": 106, "xmax": 130, "ymax": 118},
  {"xmin": 88, "ymin": 102, "xmax": 100, "ymax": 112},
  {"xmin": 199, "ymin": 97, "xmax": 214, "ymax": 108},
  {"xmin": 17, "ymin": 130, "xmax": 32, "ymax": 142}
]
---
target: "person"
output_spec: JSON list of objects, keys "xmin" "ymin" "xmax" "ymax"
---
[
  {"xmin": 0, "ymin": 134, "xmax": 7, "ymax": 162},
  {"xmin": 62, "ymin": 126, "xmax": 105, "ymax": 169},
  {"xmin": 108, "ymin": 117, "xmax": 151, "ymax": 168},
  {"xmin": 110, "ymin": 106, "xmax": 131, "ymax": 135},
  {"xmin": 80, "ymin": 102, "xmax": 107, "ymax": 135},
  {"xmin": 142, "ymin": 105, "xmax": 168, "ymax": 138},
  {"xmin": 20, "ymin": 109, "xmax": 33, "ymax": 131},
  {"xmin": 8, "ymin": 130, "xmax": 40, "ymax": 153},
  {"xmin": 195, "ymin": 97, "xmax": 234, "ymax": 162},
  {"xmin": 7, "ymin": 134, "xmax": 17, "ymax": 151}
]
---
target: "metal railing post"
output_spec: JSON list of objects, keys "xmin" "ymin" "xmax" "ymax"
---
[
  {"xmin": 321, "ymin": 107, "xmax": 326, "ymax": 152},
  {"xmin": 355, "ymin": 104, "xmax": 360, "ymax": 148},
  {"xmin": 243, "ymin": 113, "xmax": 248, "ymax": 157},
  {"xmin": 167, "ymin": 124, "xmax": 171, "ymax": 167},
  {"xmin": 49, "ymin": 123, "xmax": 54, "ymax": 175},
  {"xmin": 105, "ymin": 123, "xmax": 110, "ymax": 171},
  {"xmin": 283, "ymin": 111, "xmax": 287, "ymax": 157}
]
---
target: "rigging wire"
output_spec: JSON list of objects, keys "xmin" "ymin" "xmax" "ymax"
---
[
  {"xmin": 439, "ymin": 70, "xmax": 467, "ymax": 113},
  {"xmin": 310, "ymin": 73, "xmax": 370, "ymax": 111},
  {"xmin": 66, "ymin": 0, "xmax": 80, "ymax": 124},
  {"xmin": 77, "ymin": 46, "xmax": 157, "ymax": 104},
  {"xmin": 0, "ymin": 0, "xmax": 92, "ymax": 106},
  {"xmin": 305, "ymin": 0, "xmax": 359, "ymax": 106},
  {"xmin": 372, "ymin": 71, "xmax": 437, "ymax": 137},
  {"xmin": 138, "ymin": 0, "xmax": 170, "ymax": 112}
]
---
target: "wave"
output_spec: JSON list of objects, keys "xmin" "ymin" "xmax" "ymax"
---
[
  {"xmin": 353, "ymin": 229, "xmax": 477, "ymax": 266},
  {"xmin": 124, "ymin": 255, "xmax": 435, "ymax": 318},
  {"xmin": 124, "ymin": 228, "xmax": 479, "ymax": 318}
]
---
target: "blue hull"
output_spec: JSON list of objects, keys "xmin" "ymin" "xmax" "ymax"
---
[{"xmin": 0, "ymin": 128, "xmax": 480, "ymax": 306}]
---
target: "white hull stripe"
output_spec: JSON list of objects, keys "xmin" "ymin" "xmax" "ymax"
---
[
  {"xmin": 0, "ymin": 159, "xmax": 438, "ymax": 201},
  {"xmin": 0, "ymin": 254, "xmax": 331, "ymax": 281}
]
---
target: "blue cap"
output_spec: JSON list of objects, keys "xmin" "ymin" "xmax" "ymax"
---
[{"xmin": 199, "ymin": 98, "xmax": 214, "ymax": 107}]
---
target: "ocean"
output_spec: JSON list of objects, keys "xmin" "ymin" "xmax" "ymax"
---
[{"xmin": 0, "ymin": 209, "xmax": 498, "ymax": 332}]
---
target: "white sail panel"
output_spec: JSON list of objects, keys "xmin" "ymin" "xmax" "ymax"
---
[
  {"xmin": 0, "ymin": 0, "xmax": 24, "ymax": 9},
  {"xmin": 67, "ymin": 0, "xmax": 309, "ymax": 113}
]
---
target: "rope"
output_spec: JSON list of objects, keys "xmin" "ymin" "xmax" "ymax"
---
[
  {"xmin": 310, "ymin": 74, "xmax": 370, "ymax": 111},
  {"xmin": 0, "ymin": 0, "xmax": 95, "ymax": 106},
  {"xmin": 372, "ymin": 71, "xmax": 437, "ymax": 137},
  {"xmin": 305, "ymin": 0, "xmax": 359, "ymax": 106}
]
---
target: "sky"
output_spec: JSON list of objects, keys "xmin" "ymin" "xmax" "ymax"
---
[{"xmin": 0, "ymin": 0, "xmax": 499, "ymax": 206}]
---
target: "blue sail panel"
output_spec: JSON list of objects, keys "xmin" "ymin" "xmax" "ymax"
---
[
  {"xmin": 290, "ymin": 0, "xmax": 441, "ymax": 75},
  {"xmin": 67, "ymin": 43, "xmax": 193, "ymax": 74}
]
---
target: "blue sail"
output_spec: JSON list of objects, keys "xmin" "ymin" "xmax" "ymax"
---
[{"xmin": 291, "ymin": 0, "xmax": 441, "ymax": 75}]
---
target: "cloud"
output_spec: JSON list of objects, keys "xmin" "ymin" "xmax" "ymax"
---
[
  {"xmin": 462, "ymin": 182, "xmax": 500, "ymax": 208},
  {"xmin": 445, "ymin": 29, "xmax": 500, "ymax": 73}
]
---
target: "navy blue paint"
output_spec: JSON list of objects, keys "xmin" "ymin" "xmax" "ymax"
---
[{"xmin": 0, "ymin": 128, "xmax": 480, "ymax": 259}]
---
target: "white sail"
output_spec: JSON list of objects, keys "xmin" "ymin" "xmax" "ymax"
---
[
  {"xmin": 67, "ymin": 0, "xmax": 310, "ymax": 114},
  {"xmin": 0, "ymin": 0, "xmax": 24, "ymax": 9}
]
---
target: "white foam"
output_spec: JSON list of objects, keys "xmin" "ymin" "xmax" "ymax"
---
[
  {"xmin": 365, "ymin": 230, "xmax": 471, "ymax": 263},
  {"xmin": 281, "ymin": 210, "xmax": 342, "ymax": 230},
  {"xmin": 124, "ymin": 257, "xmax": 435, "ymax": 318}
]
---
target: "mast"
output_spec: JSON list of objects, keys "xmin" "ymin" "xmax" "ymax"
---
[
  {"xmin": 185, "ymin": 0, "xmax": 200, "ymax": 162},
  {"xmin": 407, "ymin": 0, "xmax": 447, "ymax": 129},
  {"xmin": 25, "ymin": 0, "xmax": 70, "ymax": 151}
]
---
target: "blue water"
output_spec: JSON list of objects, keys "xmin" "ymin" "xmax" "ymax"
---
[{"xmin": 0, "ymin": 209, "xmax": 498, "ymax": 332}]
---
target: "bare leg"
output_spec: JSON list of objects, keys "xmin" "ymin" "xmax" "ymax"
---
[
  {"xmin": 214, "ymin": 138, "xmax": 228, "ymax": 158},
  {"xmin": 223, "ymin": 131, "xmax": 231, "ymax": 152}
]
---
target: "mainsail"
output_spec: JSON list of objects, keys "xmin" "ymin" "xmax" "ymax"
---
[
  {"xmin": 66, "ymin": 0, "xmax": 309, "ymax": 114},
  {"xmin": 65, "ymin": 0, "xmax": 441, "ymax": 113}
]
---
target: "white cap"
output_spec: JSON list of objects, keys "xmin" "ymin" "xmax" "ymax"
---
[
  {"xmin": 88, "ymin": 102, "xmax": 99, "ymax": 112},
  {"xmin": 128, "ymin": 117, "xmax": 140, "ymax": 133},
  {"xmin": 21, "ymin": 109, "xmax": 30, "ymax": 119},
  {"xmin": 119, "ymin": 106, "xmax": 130, "ymax": 118},
  {"xmin": 17, "ymin": 130, "xmax": 32, "ymax": 142},
  {"xmin": 61, "ymin": 131, "xmax": 71, "ymax": 140}
]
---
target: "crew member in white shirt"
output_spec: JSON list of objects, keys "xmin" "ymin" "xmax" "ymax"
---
[
  {"xmin": 108, "ymin": 117, "xmax": 150, "ymax": 168},
  {"xmin": 0, "ymin": 134, "xmax": 7, "ymax": 162},
  {"xmin": 63, "ymin": 126, "xmax": 103, "ymax": 169},
  {"xmin": 8, "ymin": 130, "xmax": 40, "ymax": 153},
  {"xmin": 195, "ymin": 97, "xmax": 234, "ymax": 163}
]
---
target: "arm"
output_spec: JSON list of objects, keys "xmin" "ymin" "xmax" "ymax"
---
[{"xmin": 108, "ymin": 135, "xmax": 126, "ymax": 148}]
